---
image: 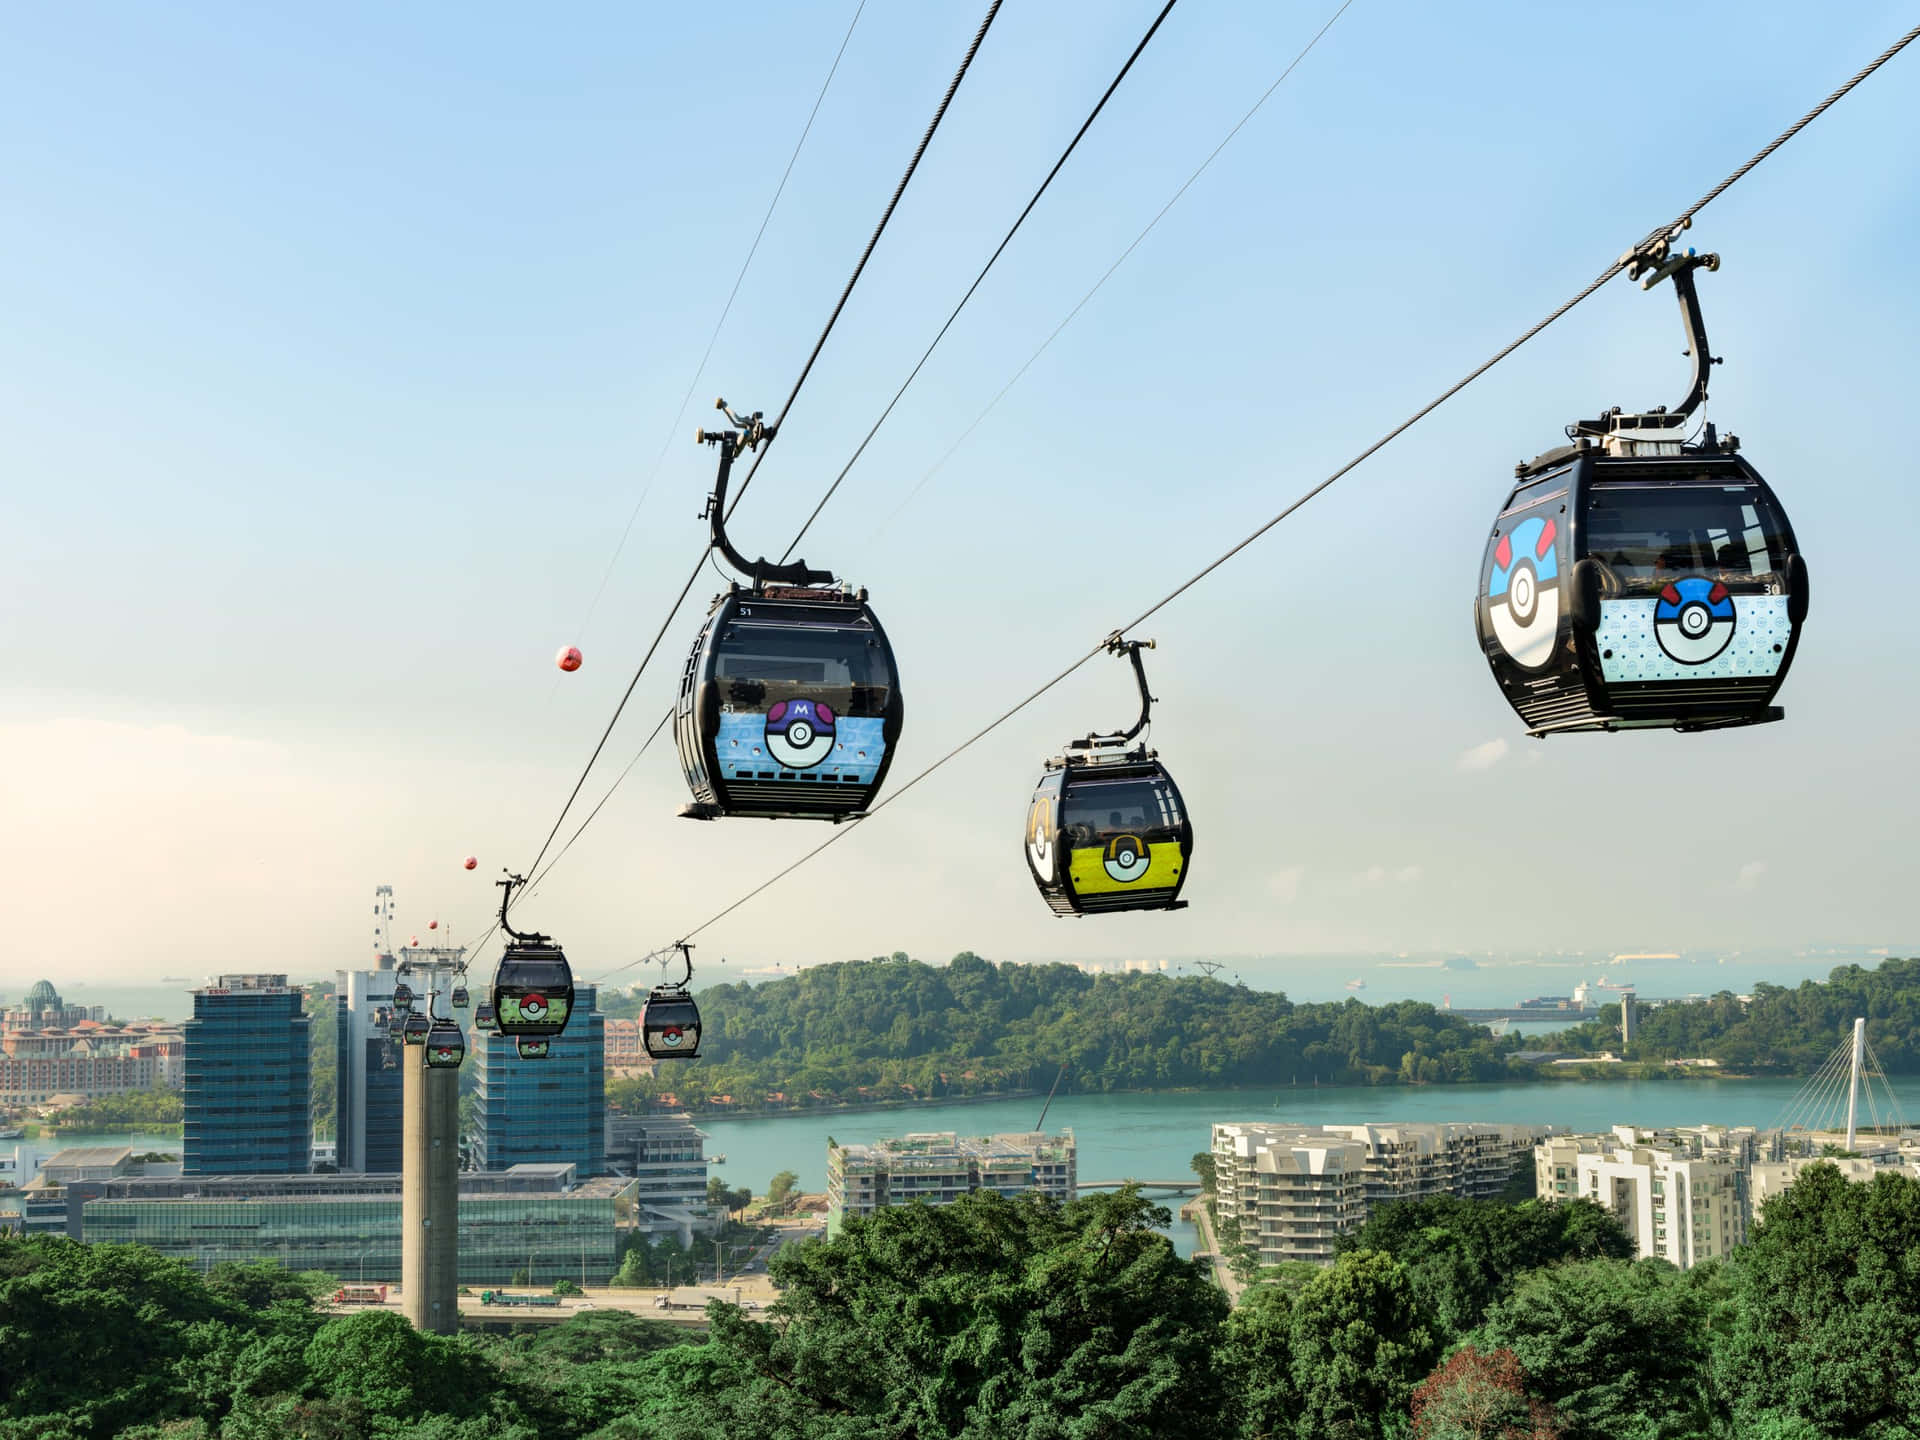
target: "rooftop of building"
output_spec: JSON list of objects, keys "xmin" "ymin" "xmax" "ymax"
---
[
  {"xmin": 194, "ymin": 974, "xmax": 294, "ymax": 995},
  {"xmin": 833, "ymin": 1130, "xmax": 1075, "ymax": 1164},
  {"xmin": 40, "ymin": 1146, "xmax": 135, "ymax": 1169},
  {"xmin": 25, "ymin": 980, "xmax": 60, "ymax": 1007}
]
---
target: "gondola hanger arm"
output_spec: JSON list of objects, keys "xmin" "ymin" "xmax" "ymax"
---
[
  {"xmin": 1071, "ymin": 634, "xmax": 1157, "ymax": 749},
  {"xmin": 697, "ymin": 398, "xmax": 836, "ymax": 588}
]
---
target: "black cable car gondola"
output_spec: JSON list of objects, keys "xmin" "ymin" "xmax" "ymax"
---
[
  {"xmin": 382, "ymin": 1007, "xmax": 403, "ymax": 1042},
  {"xmin": 487, "ymin": 875, "xmax": 568, "ymax": 1044},
  {"xmin": 402, "ymin": 1011, "xmax": 431, "ymax": 1045},
  {"xmin": 425, "ymin": 1018, "xmax": 465, "ymax": 1069},
  {"xmin": 675, "ymin": 401, "xmax": 903, "ymax": 822},
  {"xmin": 641, "ymin": 942, "xmax": 702, "ymax": 1060},
  {"xmin": 450, "ymin": 982, "xmax": 469, "ymax": 1010},
  {"xmin": 1477, "ymin": 232, "xmax": 1808, "ymax": 735},
  {"xmin": 516, "ymin": 1038, "xmax": 550, "ymax": 1060},
  {"xmin": 392, "ymin": 981, "xmax": 414, "ymax": 1013},
  {"xmin": 490, "ymin": 873, "xmax": 574, "ymax": 1042},
  {"xmin": 473, "ymin": 1000, "xmax": 497, "ymax": 1032},
  {"xmin": 1024, "ymin": 636, "xmax": 1193, "ymax": 916}
]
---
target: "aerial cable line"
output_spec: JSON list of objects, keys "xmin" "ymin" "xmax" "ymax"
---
[
  {"xmin": 592, "ymin": 19, "xmax": 1920, "ymax": 972},
  {"xmin": 779, "ymin": 0, "xmax": 1183, "ymax": 564},
  {"xmin": 569, "ymin": 0, "xmax": 867, "ymax": 645},
  {"xmin": 519, "ymin": 0, "xmax": 1007, "ymax": 882},
  {"xmin": 453, "ymin": 7, "xmax": 864, "ymax": 950},
  {"xmin": 723, "ymin": 0, "xmax": 1005, "ymax": 523},
  {"xmin": 869, "ymin": 0, "xmax": 1354, "ymax": 543}
]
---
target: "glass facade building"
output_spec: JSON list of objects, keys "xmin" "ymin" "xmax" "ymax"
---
[
  {"xmin": 182, "ymin": 975, "xmax": 310, "ymax": 1176},
  {"xmin": 79, "ymin": 1168, "xmax": 636, "ymax": 1286},
  {"xmin": 471, "ymin": 984, "xmax": 604, "ymax": 1175},
  {"xmin": 334, "ymin": 962, "xmax": 403, "ymax": 1173}
]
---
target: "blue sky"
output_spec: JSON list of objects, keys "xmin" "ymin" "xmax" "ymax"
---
[{"xmin": 4, "ymin": 1, "xmax": 1917, "ymax": 988}]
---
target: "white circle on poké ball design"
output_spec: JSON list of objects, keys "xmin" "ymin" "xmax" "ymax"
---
[{"xmin": 1102, "ymin": 835, "xmax": 1152, "ymax": 883}]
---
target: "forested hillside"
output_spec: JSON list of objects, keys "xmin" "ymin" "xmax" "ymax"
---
[
  {"xmin": 1554, "ymin": 958, "xmax": 1920, "ymax": 1072},
  {"xmin": 607, "ymin": 953, "xmax": 1527, "ymax": 1113}
]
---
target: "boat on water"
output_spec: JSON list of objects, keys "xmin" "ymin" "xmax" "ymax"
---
[
  {"xmin": 1344, "ymin": 978, "xmax": 1367, "ymax": 991},
  {"xmin": 0, "ymin": 1128, "xmax": 24, "ymax": 1141}
]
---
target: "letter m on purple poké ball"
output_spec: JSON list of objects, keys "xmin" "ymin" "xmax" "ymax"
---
[
  {"xmin": 765, "ymin": 699, "xmax": 836, "ymax": 769},
  {"xmin": 1655, "ymin": 577, "xmax": 1736, "ymax": 664},
  {"xmin": 1487, "ymin": 516, "xmax": 1559, "ymax": 669}
]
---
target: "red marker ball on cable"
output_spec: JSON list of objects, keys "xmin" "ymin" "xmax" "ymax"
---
[
  {"xmin": 557, "ymin": 646, "xmax": 583, "ymax": 673},
  {"xmin": 463, "ymin": 856, "xmax": 477, "ymax": 871}
]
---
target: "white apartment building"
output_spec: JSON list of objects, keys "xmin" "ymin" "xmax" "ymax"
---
[
  {"xmin": 1211, "ymin": 1122, "xmax": 1555, "ymax": 1265},
  {"xmin": 1536, "ymin": 1127, "xmax": 1747, "ymax": 1267},
  {"xmin": 826, "ymin": 1131, "xmax": 1076, "ymax": 1235}
]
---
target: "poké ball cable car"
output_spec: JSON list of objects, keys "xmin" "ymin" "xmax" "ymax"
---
[
  {"xmin": 675, "ymin": 400, "xmax": 903, "ymax": 823},
  {"xmin": 402, "ymin": 1011, "xmax": 431, "ymax": 1045},
  {"xmin": 1477, "ymin": 232, "xmax": 1807, "ymax": 736},
  {"xmin": 1025, "ymin": 635, "xmax": 1194, "ymax": 917},
  {"xmin": 424, "ymin": 1018, "xmax": 465, "ymax": 1069},
  {"xmin": 641, "ymin": 942, "xmax": 703, "ymax": 1060},
  {"xmin": 516, "ymin": 1038, "xmax": 551, "ymax": 1060},
  {"xmin": 489, "ymin": 872, "xmax": 575, "ymax": 1045},
  {"xmin": 472, "ymin": 1000, "xmax": 497, "ymax": 1032}
]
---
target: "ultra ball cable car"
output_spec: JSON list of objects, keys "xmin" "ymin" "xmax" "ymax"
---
[
  {"xmin": 675, "ymin": 400, "xmax": 903, "ymax": 823},
  {"xmin": 1025, "ymin": 635, "xmax": 1193, "ymax": 916},
  {"xmin": 490, "ymin": 872, "xmax": 574, "ymax": 1056},
  {"xmin": 1477, "ymin": 228, "xmax": 1808, "ymax": 735},
  {"xmin": 641, "ymin": 942, "xmax": 703, "ymax": 1060}
]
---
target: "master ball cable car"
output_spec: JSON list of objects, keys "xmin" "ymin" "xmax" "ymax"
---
[
  {"xmin": 675, "ymin": 400, "xmax": 903, "ymax": 822},
  {"xmin": 1476, "ymin": 226, "xmax": 1808, "ymax": 735},
  {"xmin": 641, "ymin": 941, "xmax": 703, "ymax": 1060},
  {"xmin": 490, "ymin": 872, "xmax": 575, "ymax": 1049},
  {"xmin": 1024, "ymin": 635, "xmax": 1193, "ymax": 916}
]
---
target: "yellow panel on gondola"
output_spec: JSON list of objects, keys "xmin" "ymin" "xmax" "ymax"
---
[{"xmin": 1068, "ymin": 834, "xmax": 1182, "ymax": 895}]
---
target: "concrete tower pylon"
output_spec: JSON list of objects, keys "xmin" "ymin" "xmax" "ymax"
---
[
  {"xmin": 1845, "ymin": 1016, "xmax": 1867, "ymax": 1153},
  {"xmin": 401, "ymin": 1029, "xmax": 460, "ymax": 1333}
]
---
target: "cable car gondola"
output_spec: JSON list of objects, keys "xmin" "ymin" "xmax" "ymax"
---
[
  {"xmin": 675, "ymin": 401, "xmax": 903, "ymax": 822},
  {"xmin": 1024, "ymin": 636, "xmax": 1193, "ymax": 916},
  {"xmin": 425, "ymin": 1018, "xmax": 465, "ymax": 1069},
  {"xmin": 402, "ymin": 1011, "xmax": 431, "ymax": 1045},
  {"xmin": 392, "ymin": 981, "xmax": 414, "ymax": 1013},
  {"xmin": 516, "ymin": 1038, "xmax": 550, "ymax": 1060},
  {"xmin": 473, "ymin": 1000, "xmax": 497, "ymax": 1032},
  {"xmin": 1477, "ymin": 232, "xmax": 1807, "ymax": 736},
  {"xmin": 641, "ymin": 942, "xmax": 703, "ymax": 1060},
  {"xmin": 450, "ymin": 982, "xmax": 469, "ymax": 1010},
  {"xmin": 490, "ymin": 872, "xmax": 575, "ymax": 1042}
]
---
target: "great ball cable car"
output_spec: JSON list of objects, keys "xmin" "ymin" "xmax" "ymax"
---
[
  {"xmin": 1025, "ymin": 636, "xmax": 1193, "ymax": 916},
  {"xmin": 425, "ymin": 1018, "xmax": 465, "ymax": 1069},
  {"xmin": 642, "ymin": 942, "xmax": 703, "ymax": 1060},
  {"xmin": 490, "ymin": 873, "xmax": 575, "ymax": 1042},
  {"xmin": 473, "ymin": 1000, "xmax": 497, "ymax": 1032},
  {"xmin": 1477, "ymin": 231, "xmax": 1807, "ymax": 736},
  {"xmin": 402, "ymin": 1011, "xmax": 431, "ymax": 1045},
  {"xmin": 675, "ymin": 401, "xmax": 902, "ymax": 822},
  {"xmin": 516, "ymin": 1038, "xmax": 551, "ymax": 1060}
]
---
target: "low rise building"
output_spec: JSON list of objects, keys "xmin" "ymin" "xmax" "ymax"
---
[
  {"xmin": 826, "ymin": 1131, "xmax": 1076, "ymax": 1234},
  {"xmin": 76, "ymin": 1165, "xmax": 637, "ymax": 1285},
  {"xmin": 1211, "ymin": 1122, "xmax": 1555, "ymax": 1265},
  {"xmin": 606, "ymin": 1112, "xmax": 712, "ymax": 1246}
]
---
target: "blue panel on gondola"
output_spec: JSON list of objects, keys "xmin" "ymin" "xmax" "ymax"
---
[{"xmin": 715, "ymin": 709, "xmax": 885, "ymax": 783}]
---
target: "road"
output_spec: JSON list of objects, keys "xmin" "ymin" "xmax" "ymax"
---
[{"xmin": 1185, "ymin": 1199, "xmax": 1245, "ymax": 1306}]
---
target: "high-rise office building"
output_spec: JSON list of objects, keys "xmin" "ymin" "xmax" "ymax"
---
[
  {"xmin": 469, "ymin": 984, "xmax": 604, "ymax": 1175},
  {"xmin": 182, "ymin": 975, "xmax": 311, "ymax": 1176},
  {"xmin": 334, "ymin": 958, "xmax": 402, "ymax": 1174}
]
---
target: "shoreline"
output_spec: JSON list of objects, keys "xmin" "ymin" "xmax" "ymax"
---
[{"xmin": 644, "ymin": 1068, "xmax": 1776, "ymax": 1123}]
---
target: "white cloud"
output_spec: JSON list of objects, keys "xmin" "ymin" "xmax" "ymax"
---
[
  {"xmin": 1735, "ymin": 861, "xmax": 1768, "ymax": 891},
  {"xmin": 1457, "ymin": 738, "xmax": 1509, "ymax": 772},
  {"xmin": 1267, "ymin": 866, "xmax": 1305, "ymax": 903}
]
